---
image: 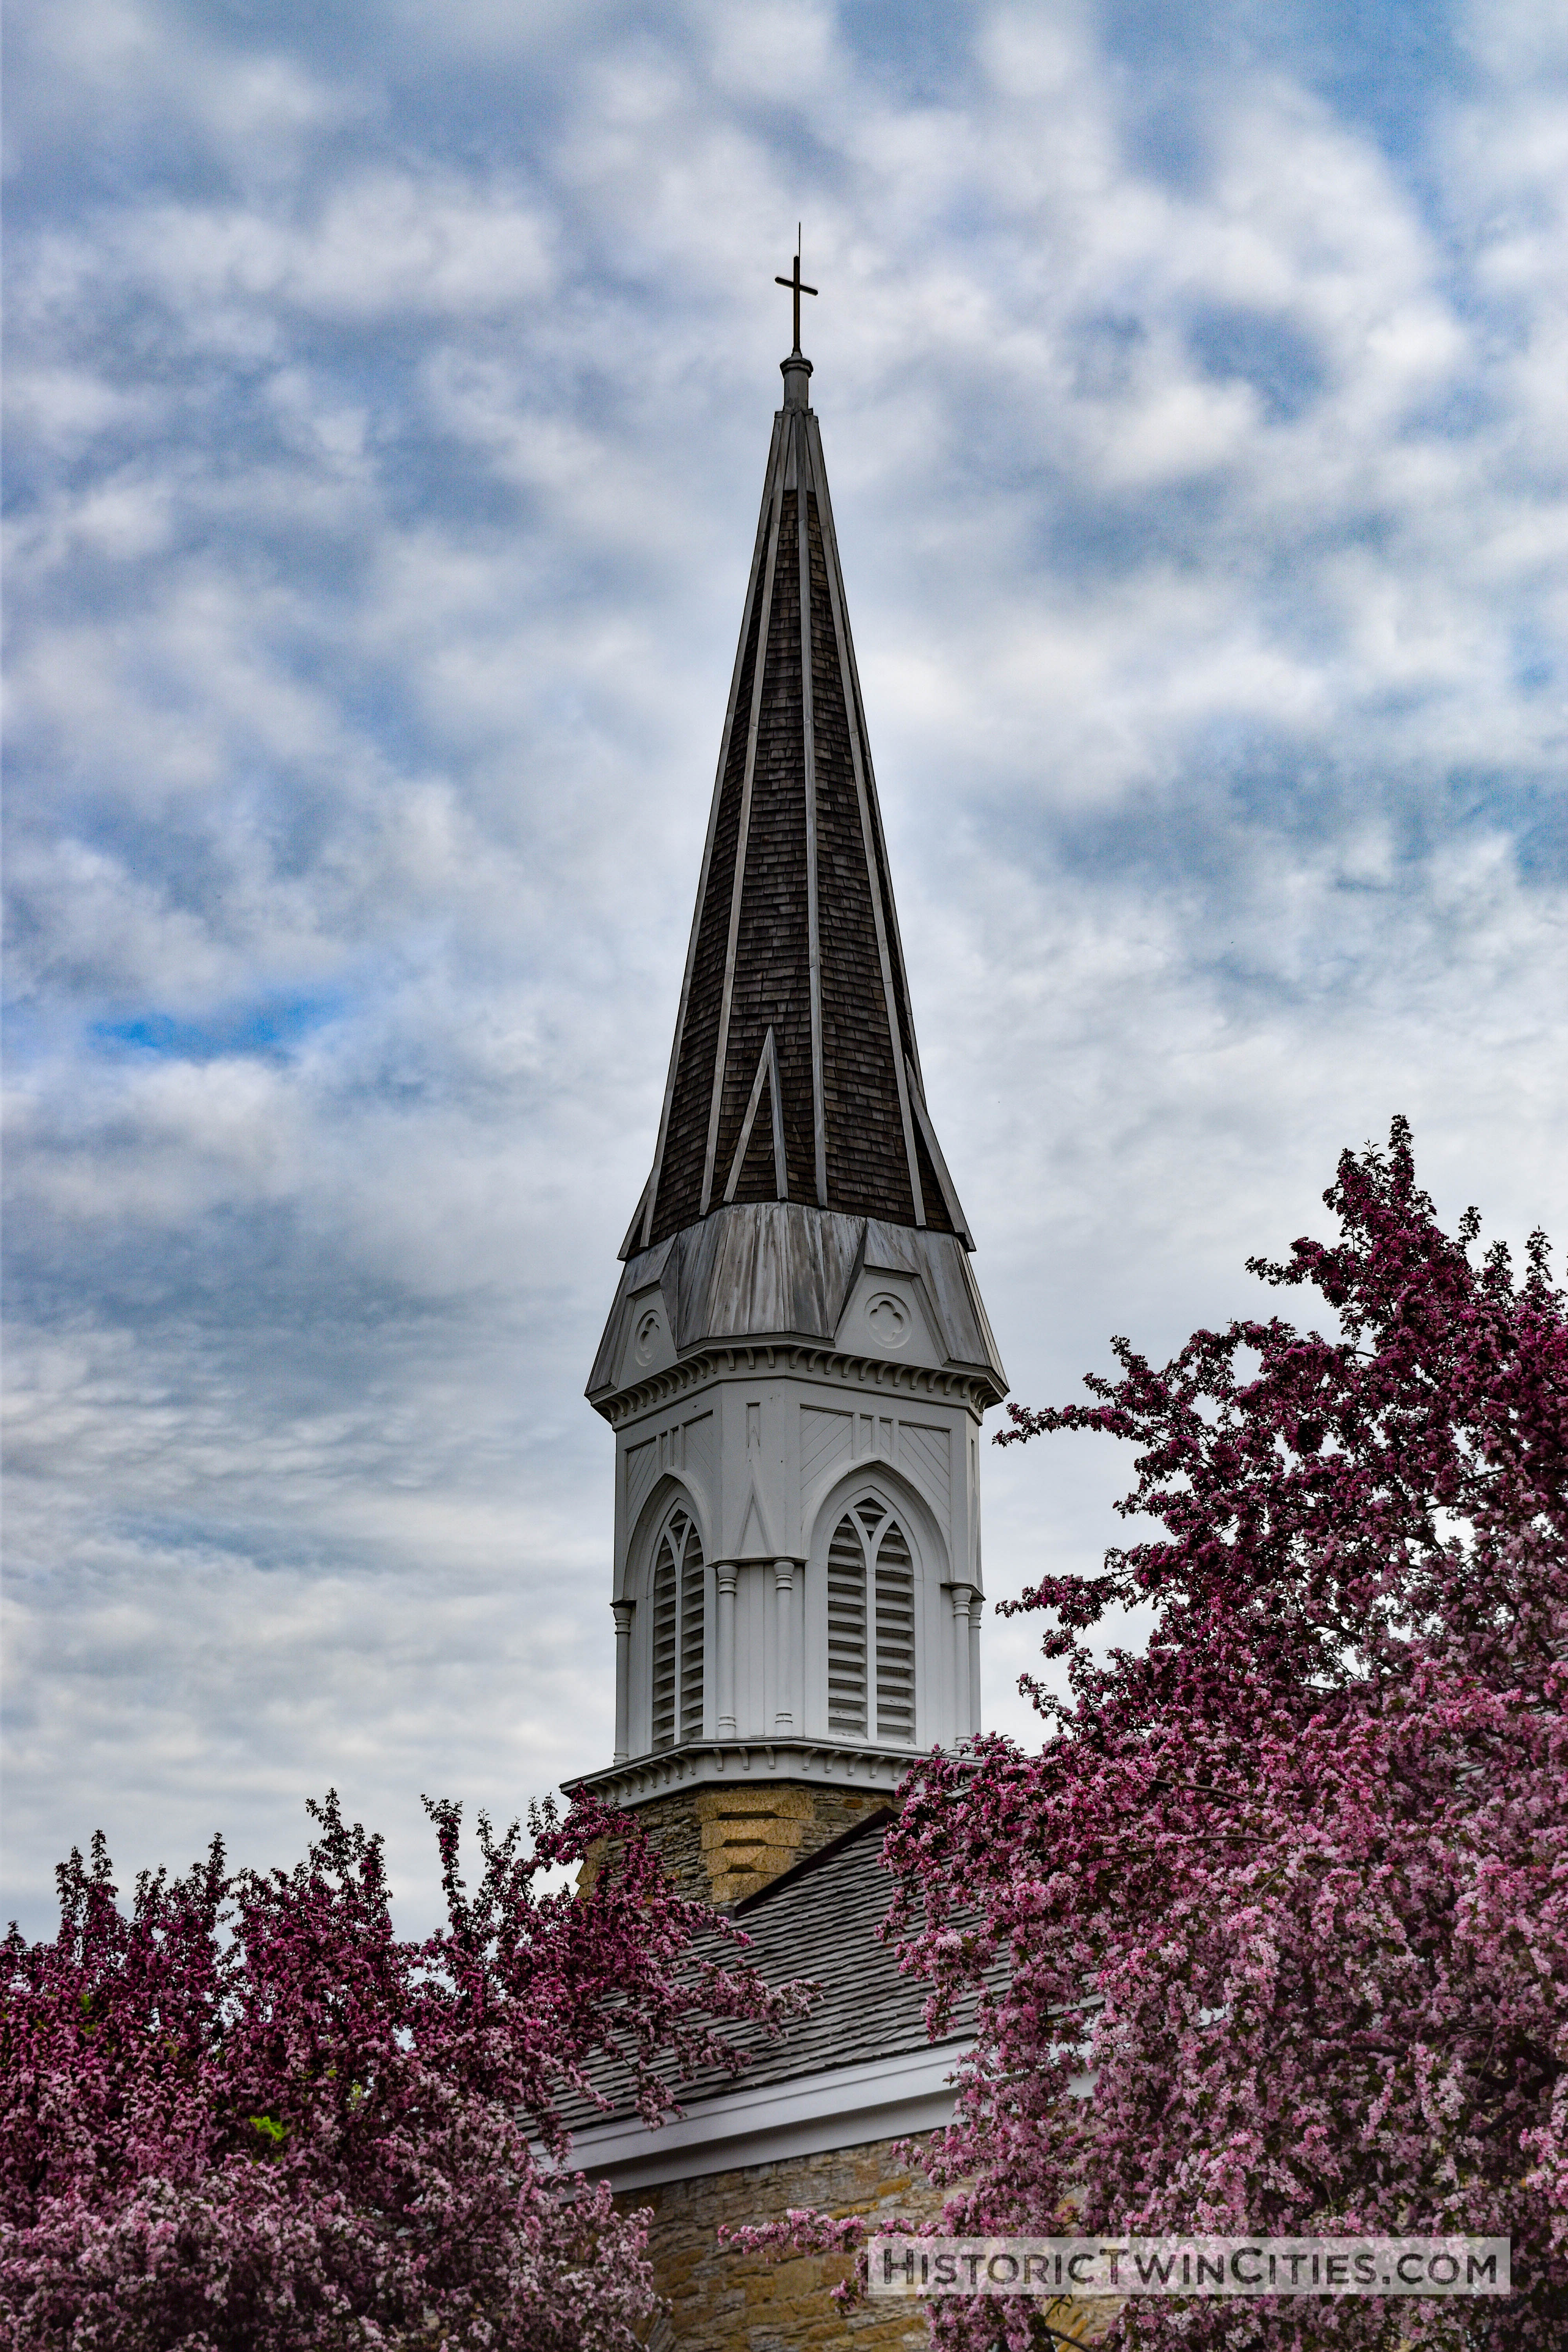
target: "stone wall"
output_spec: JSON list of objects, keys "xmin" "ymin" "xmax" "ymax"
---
[
  {"xmin": 624, "ymin": 2134, "xmax": 1113, "ymax": 2351},
  {"xmin": 582, "ymin": 1780, "xmax": 892, "ymax": 1906}
]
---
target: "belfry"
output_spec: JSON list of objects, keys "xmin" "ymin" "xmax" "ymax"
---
[{"xmin": 564, "ymin": 293, "xmax": 1008, "ymax": 2347}]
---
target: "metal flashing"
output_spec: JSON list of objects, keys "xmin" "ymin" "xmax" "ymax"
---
[
  {"xmin": 639, "ymin": 414, "xmax": 784, "ymax": 1251},
  {"xmin": 701, "ymin": 428, "xmax": 787, "ymax": 1216},
  {"xmin": 805, "ymin": 410, "xmax": 926, "ymax": 1228},
  {"xmin": 798, "ymin": 424, "xmax": 828, "ymax": 1207},
  {"xmin": 722, "ymin": 1025, "xmax": 788, "ymax": 1204},
  {"xmin": 588, "ymin": 1203, "xmax": 1007, "ymax": 1410},
  {"xmin": 560, "ymin": 2037, "xmax": 969, "ymax": 2192},
  {"xmin": 905, "ymin": 1057, "xmax": 974, "ymax": 1249}
]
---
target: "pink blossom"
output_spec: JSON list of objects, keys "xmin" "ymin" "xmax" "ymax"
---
[
  {"xmin": 3, "ymin": 1791, "xmax": 793, "ymax": 2348},
  {"xmin": 751, "ymin": 1122, "xmax": 1568, "ymax": 2348}
]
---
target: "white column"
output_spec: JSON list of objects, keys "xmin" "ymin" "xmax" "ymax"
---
[
  {"xmin": 611, "ymin": 1601, "xmax": 634, "ymax": 1762},
  {"xmin": 968, "ymin": 1593, "xmax": 984, "ymax": 1735},
  {"xmin": 944, "ymin": 1583, "xmax": 975, "ymax": 1739},
  {"xmin": 715, "ymin": 1564, "xmax": 739, "ymax": 1737},
  {"xmin": 773, "ymin": 1559, "xmax": 795, "ymax": 1733}
]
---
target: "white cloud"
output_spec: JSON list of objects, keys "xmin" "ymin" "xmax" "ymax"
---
[
  {"xmin": 698, "ymin": 0, "xmax": 837, "ymax": 102},
  {"xmin": 3, "ymin": 0, "xmax": 1565, "ymax": 1935},
  {"xmin": 127, "ymin": 175, "xmax": 555, "ymax": 322}
]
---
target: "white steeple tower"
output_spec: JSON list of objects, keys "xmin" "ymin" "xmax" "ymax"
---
[{"xmin": 569, "ymin": 314, "xmax": 1006, "ymax": 1893}]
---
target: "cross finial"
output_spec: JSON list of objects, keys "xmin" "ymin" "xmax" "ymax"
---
[{"xmin": 774, "ymin": 225, "xmax": 817, "ymax": 355}]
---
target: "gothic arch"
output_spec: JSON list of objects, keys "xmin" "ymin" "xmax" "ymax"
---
[
  {"xmin": 802, "ymin": 1463, "xmax": 950, "ymax": 1751},
  {"xmin": 619, "ymin": 1472, "xmax": 709, "ymax": 1606}
]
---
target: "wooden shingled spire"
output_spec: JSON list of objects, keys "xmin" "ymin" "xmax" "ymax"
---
[{"xmin": 623, "ymin": 318, "xmax": 972, "ymax": 1261}]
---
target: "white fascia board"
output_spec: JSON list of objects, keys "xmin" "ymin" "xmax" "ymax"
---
[
  {"xmin": 563, "ymin": 2038, "xmax": 972, "ymax": 2193},
  {"xmin": 565, "ymin": 1736, "xmax": 927, "ymax": 1809}
]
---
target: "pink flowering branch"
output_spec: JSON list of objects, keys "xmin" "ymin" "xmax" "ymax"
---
[
  {"xmin": 2, "ymin": 1789, "xmax": 795, "ymax": 2349},
  {"xmin": 761, "ymin": 1122, "xmax": 1568, "ymax": 2349}
]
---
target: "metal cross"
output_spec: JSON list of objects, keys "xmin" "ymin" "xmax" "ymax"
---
[{"xmin": 775, "ymin": 231, "xmax": 817, "ymax": 352}]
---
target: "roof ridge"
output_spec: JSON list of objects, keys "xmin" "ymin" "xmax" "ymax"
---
[{"xmin": 731, "ymin": 1802, "xmax": 897, "ymax": 1916}]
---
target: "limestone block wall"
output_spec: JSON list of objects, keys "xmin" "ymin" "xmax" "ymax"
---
[
  {"xmin": 624, "ymin": 2135, "xmax": 1112, "ymax": 2352},
  {"xmin": 581, "ymin": 1781, "xmax": 891, "ymax": 1906}
]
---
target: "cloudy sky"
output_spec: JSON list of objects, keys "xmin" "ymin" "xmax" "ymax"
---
[{"xmin": 5, "ymin": 0, "xmax": 1565, "ymax": 1936}]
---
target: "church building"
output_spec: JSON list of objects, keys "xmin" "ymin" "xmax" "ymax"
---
[{"xmin": 563, "ymin": 294, "xmax": 1013, "ymax": 2350}]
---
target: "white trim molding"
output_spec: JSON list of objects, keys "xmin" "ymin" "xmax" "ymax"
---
[
  {"xmin": 562, "ymin": 2038, "xmax": 972, "ymax": 2192},
  {"xmin": 564, "ymin": 1734, "xmax": 924, "ymax": 1810}
]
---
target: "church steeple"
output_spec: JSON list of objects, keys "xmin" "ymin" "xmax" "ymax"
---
[
  {"xmin": 575, "ymin": 323, "xmax": 1005, "ymax": 1891},
  {"xmin": 623, "ymin": 338, "xmax": 971, "ymax": 1259}
]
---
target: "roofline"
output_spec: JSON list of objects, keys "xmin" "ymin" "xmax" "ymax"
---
[
  {"xmin": 556, "ymin": 2034, "xmax": 972, "ymax": 2193},
  {"xmin": 623, "ymin": 380, "xmax": 975, "ymax": 1259}
]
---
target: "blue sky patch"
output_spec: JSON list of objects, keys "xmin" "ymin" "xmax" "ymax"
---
[{"xmin": 90, "ymin": 993, "xmax": 346, "ymax": 1063}]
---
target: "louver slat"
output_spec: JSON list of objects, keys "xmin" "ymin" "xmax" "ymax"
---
[
  {"xmin": 680, "ymin": 1524, "xmax": 706, "ymax": 1744},
  {"xmin": 874, "ymin": 1519, "xmax": 916, "ymax": 1742},
  {"xmin": 651, "ymin": 1529, "xmax": 679, "ymax": 1751},
  {"xmin": 826, "ymin": 1514, "xmax": 867, "ymax": 1736}
]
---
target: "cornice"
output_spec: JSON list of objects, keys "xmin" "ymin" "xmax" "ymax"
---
[
  {"xmin": 564, "ymin": 1734, "xmax": 926, "ymax": 1809},
  {"xmin": 591, "ymin": 1340, "xmax": 1002, "ymax": 1429}
]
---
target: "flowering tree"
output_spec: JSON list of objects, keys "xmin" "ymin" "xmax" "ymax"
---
[
  {"xmin": 2, "ymin": 1790, "xmax": 793, "ymax": 2350},
  {"xmin": 878, "ymin": 1120, "xmax": 1568, "ymax": 2347},
  {"xmin": 736, "ymin": 1123, "xmax": 1566, "ymax": 2347}
]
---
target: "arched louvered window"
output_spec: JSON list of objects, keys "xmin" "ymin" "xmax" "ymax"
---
[
  {"xmin": 825, "ymin": 1499, "xmax": 916, "ymax": 1744},
  {"xmin": 650, "ymin": 1506, "xmax": 704, "ymax": 1750}
]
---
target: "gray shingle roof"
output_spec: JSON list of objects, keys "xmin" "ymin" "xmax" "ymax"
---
[{"xmin": 557, "ymin": 1809, "xmax": 977, "ymax": 2134}]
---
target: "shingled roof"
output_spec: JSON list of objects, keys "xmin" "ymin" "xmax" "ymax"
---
[
  {"xmin": 624, "ymin": 350, "xmax": 971, "ymax": 1261},
  {"xmin": 557, "ymin": 1809, "xmax": 978, "ymax": 2146}
]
